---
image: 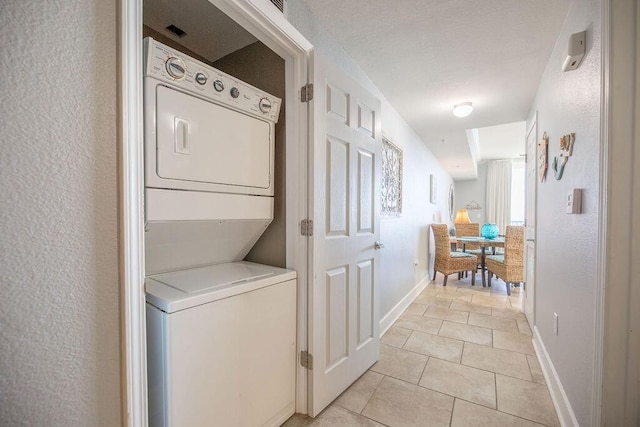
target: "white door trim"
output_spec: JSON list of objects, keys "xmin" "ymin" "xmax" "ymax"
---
[
  {"xmin": 119, "ymin": 1, "xmax": 314, "ymax": 424},
  {"xmin": 599, "ymin": 0, "xmax": 639, "ymax": 424},
  {"xmin": 118, "ymin": 0, "xmax": 147, "ymax": 425},
  {"xmin": 591, "ymin": 0, "xmax": 609, "ymax": 423},
  {"xmin": 524, "ymin": 111, "xmax": 537, "ymax": 327}
]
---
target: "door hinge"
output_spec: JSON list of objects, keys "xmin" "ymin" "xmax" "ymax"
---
[
  {"xmin": 301, "ymin": 350, "xmax": 313, "ymax": 369},
  {"xmin": 300, "ymin": 219, "xmax": 313, "ymax": 236},
  {"xmin": 301, "ymin": 83, "xmax": 314, "ymax": 102}
]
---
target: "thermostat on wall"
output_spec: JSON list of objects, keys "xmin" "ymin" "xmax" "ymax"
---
[
  {"xmin": 562, "ymin": 31, "xmax": 586, "ymax": 72},
  {"xmin": 566, "ymin": 188, "xmax": 583, "ymax": 214}
]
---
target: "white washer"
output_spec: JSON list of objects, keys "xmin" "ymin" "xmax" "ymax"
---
[{"xmin": 146, "ymin": 262, "xmax": 297, "ymax": 427}]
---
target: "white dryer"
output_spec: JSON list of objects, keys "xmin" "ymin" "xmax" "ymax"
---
[{"xmin": 143, "ymin": 38, "xmax": 296, "ymax": 427}]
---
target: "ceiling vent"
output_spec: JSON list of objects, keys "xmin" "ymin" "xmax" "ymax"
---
[
  {"xmin": 165, "ymin": 24, "xmax": 187, "ymax": 38},
  {"xmin": 270, "ymin": 0, "xmax": 284, "ymax": 13}
]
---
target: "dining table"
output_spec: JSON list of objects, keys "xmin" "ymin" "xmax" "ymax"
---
[{"xmin": 455, "ymin": 236, "xmax": 505, "ymax": 287}]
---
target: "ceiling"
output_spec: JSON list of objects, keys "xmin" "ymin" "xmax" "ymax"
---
[
  {"xmin": 302, "ymin": 0, "xmax": 572, "ymax": 180},
  {"xmin": 143, "ymin": 0, "xmax": 571, "ymax": 181},
  {"xmin": 144, "ymin": 0, "xmax": 257, "ymax": 62}
]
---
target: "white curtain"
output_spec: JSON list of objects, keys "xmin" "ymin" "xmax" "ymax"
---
[{"xmin": 486, "ymin": 160, "xmax": 512, "ymax": 234}]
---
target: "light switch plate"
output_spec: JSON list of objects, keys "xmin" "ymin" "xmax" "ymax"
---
[{"xmin": 566, "ymin": 188, "xmax": 582, "ymax": 214}]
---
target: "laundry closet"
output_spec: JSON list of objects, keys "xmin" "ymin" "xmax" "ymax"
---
[{"xmin": 141, "ymin": 0, "xmax": 296, "ymax": 426}]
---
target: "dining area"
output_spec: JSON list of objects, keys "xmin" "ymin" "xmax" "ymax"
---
[{"xmin": 432, "ymin": 218, "xmax": 525, "ymax": 296}]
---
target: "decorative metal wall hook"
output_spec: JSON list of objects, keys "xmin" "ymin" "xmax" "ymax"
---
[
  {"xmin": 552, "ymin": 155, "xmax": 568, "ymax": 180},
  {"xmin": 552, "ymin": 133, "xmax": 575, "ymax": 180}
]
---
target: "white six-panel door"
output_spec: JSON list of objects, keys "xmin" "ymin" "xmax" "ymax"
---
[{"xmin": 308, "ymin": 53, "xmax": 381, "ymax": 416}]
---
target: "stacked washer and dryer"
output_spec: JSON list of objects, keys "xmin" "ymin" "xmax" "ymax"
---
[{"xmin": 143, "ymin": 38, "xmax": 297, "ymax": 427}]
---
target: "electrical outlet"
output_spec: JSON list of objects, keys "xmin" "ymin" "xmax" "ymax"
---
[
  {"xmin": 414, "ymin": 259, "xmax": 419, "ymax": 266},
  {"xmin": 553, "ymin": 312, "xmax": 559, "ymax": 335}
]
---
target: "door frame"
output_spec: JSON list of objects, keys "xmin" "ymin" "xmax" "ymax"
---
[
  {"xmin": 598, "ymin": 0, "xmax": 639, "ymax": 423},
  {"xmin": 118, "ymin": 1, "xmax": 313, "ymax": 424},
  {"xmin": 524, "ymin": 112, "xmax": 537, "ymax": 327}
]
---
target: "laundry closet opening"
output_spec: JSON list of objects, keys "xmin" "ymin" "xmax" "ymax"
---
[
  {"xmin": 142, "ymin": 1, "xmax": 298, "ymax": 425},
  {"xmin": 143, "ymin": 0, "xmax": 287, "ymax": 272}
]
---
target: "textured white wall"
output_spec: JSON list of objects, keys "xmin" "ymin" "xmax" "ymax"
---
[
  {"xmin": 214, "ymin": 42, "xmax": 288, "ymax": 269},
  {"xmin": 287, "ymin": 1, "xmax": 454, "ymax": 317},
  {"xmin": 0, "ymin": 1, "xmax": 121, "ymax": 425},
  {"xmin": 527, "ymin": 0, "xmax": 601, "ymax": 424},
  {"xmin": 454, "ymin": 162, "xmax": 488, "ymax": 225}
]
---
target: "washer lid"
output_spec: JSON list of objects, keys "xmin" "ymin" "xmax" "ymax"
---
[
  {"xmin": 154, "ymin": 262, "xmax": 274, "ymax": 293},
  {"xmin": 145, "ymin": 261, "xmax": 296, "ymax": 313}
]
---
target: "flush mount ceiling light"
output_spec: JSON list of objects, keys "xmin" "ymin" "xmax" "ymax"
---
[{"xmin": 453, "ymin": 102, "xmax": 473, "ymax": 118}]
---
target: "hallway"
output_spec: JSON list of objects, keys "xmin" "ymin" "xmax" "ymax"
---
[{"xmin": 284, "ymin": 276, "xmax": 559, "ymax": 426}]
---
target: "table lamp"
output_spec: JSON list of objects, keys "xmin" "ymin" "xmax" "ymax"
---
[{"xmin": 454, "ymin": 209, "xmax": 471, "ymax": 224}]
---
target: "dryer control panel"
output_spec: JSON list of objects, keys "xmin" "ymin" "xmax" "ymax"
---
[{"xmin": 144, "ymin": 38, "xmax": 282, "ymax": 123}]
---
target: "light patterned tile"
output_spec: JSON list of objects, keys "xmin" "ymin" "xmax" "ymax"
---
[
  {"xmin": 492, "ymin": 306, "xmax": 527, "ymax": 321},
  {"xmin": 527, "ymin": 355, "xmax": 546, "ymax": 385},
  {"xmin": 438, "ymin": 321, "xmax": 492, "ymax": 346},
  {"xmin": 468, "ymin": 312, "xmax": 519, "ymax": 333},
  {"xmin": 424, "ymin": 305, "xmax": 469, "ymax": 324},
  {"xmin": 468, "ymin": 297, "xmax": 491, "ymax": 308},
  {"xmin": 362, "ymin": 376, "xmax": 453, "ymax": 427},
  {"xmin": 281, "ymin": 413, "xmax": 314, "ymax": 426},
  {"xmin": 334, "ymin": 371, "xmax": 384, "ymax": 413},
  {"xmin": 455, "ymin": 285, "xmax": 491, "ymax": 295},
  {"xmin": 510, "ymin": 297, "xmax": 523, "ymax": 309},
  {"xmin": 380, "ymin": 326, "xmax": 412, "ymax": 348},
  {"xmin": 370, "ymin": 344, "xmax": 428, "ymax": 384},
  {"xmin": 489, "ymin": 293, "xmax": 510, "ymax": 302},
  {"xmin": 517, "ymin": 319, "xmax": 533, "ymax": 336},
  {"xmin": 490, "ymin": 286, "xmax": 509, "ymax": 296},
  {"xmin": 419, "ymin": 358, "xmax": 496, "ymax": 408},
  {"xmin": 403, "ymin": 330, "xmax": 464, "ymax": 363},
  {"xmin": 462, "ymin": 342, "xmax": 532, "ymax": 381},
  {"xmin": 436, "ymin": 285, "xmax": 462, "ymax": 294},
  {"xmin": 451, "ymin": 399, "xmax": 544, "ymax": 426},
  {"xmin": 436, "ymin": 292, "xmax": 473, "ymax": 302},
  {"xmin": 449, "ymin": 300, "xmax": 492, "ymax": 315},
  {"xmin": 493, "ymin": 330, "xmax": 535, "ymax": 355},
  {"xmin": 395, "ymin": 314, "xmax": 443, "ymax": 334},
  {"xmin": 419, "ymin": 288, "xmax": 442, "ymax": 298},
  {"xmin": 414, "ymin": 295, "xmax": 453, "ymax": 308},
  {"xmin": 496, "ymin": 374, "xmax": 559, "ymax": 426},
  {"xmin": 310, "ymin": 405, "xmax": 384, "ymax": 426},
  {"xmin": 404, "ymin": 303, "xmax": 428, "ymax": 316}
]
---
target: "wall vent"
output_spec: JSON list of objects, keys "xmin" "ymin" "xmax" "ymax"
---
[{"xmin": 270, "ymin": 0, "xmax": 284, "ymax": 13}]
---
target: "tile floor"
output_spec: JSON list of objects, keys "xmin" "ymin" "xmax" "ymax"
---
[{"xmin": 282, "ymin": 275, "xmax": 560, "ymax": 427}]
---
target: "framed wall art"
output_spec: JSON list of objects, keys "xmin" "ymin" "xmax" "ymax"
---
[
  {"xmin": 538, "ymin": 131, "xmax": 549, "ymax": 182},
  {"xmin": 381, "ymin": 137, "xmax": 403, "ymax": 216},
  {"xmin": 429, "ymin": 174, "xmax": 437, "ymax": 204}
]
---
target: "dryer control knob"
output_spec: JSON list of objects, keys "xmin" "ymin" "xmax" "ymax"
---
[
  {"xmin": 213, "ymin": 80, "xmax": 224, "ymax": 92},
  {"xmin": 230, "ymin": 87, "xmax": 240, "ymax": 98},
  {"xmin": 259, "ymin": 97, "xmax": 272, "ymax": 113},
  {"xmin": 165, "ymin": 57, "xmax": 186, "ymax": 80},
  {"xmin": 195, "ymin": 72, "xmax": 208, "ymax": 85}
]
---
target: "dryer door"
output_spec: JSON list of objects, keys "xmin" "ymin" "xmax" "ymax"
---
[{"xmin": 156, "ymin": 85, "xmax": 272, "ymax": 190}]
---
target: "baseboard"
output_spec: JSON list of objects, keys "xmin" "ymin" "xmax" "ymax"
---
[
  {"xmin": 532, "ymin": 327, "xmax": 579, "ymax": 427},
  {"xmin": 379, "ymin": 275, "xmax": 430, "ymax": 337}
]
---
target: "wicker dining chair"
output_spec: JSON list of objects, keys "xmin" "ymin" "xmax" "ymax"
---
[
  {"xmin": 486, "ymin": 226, "xmax": 525, "ymax": 295},
  {"xmin": 454, "ymin": 223, "xmax": 481, "ymax": 251},
  {"xmin": 432, "ymin": 224, "xmax": 477, "ymax": 286},
  {"xmin": 454, "ymin": 223, "xmax": 483, "ymax": 277}
]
